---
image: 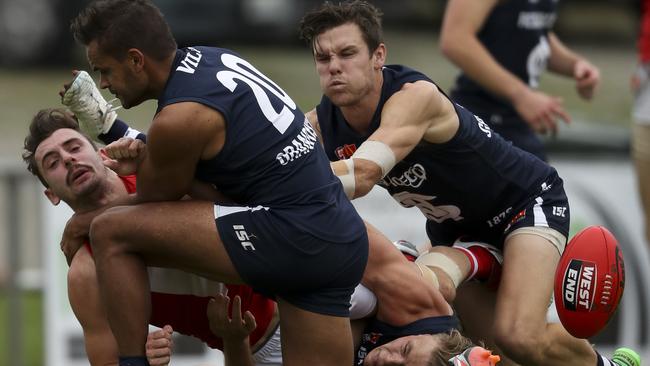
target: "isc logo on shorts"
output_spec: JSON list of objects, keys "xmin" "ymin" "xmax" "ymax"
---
[
  {"xmin": 562, "ymin": 259, "xmax": 596, "ymax": 312},
  {"xmin": 233, "ymin": 225, "xmax": 255, "ymax": 251}
]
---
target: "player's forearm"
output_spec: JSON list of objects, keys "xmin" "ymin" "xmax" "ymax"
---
[
  {"xmin": 547, "ymin": 32, "xmax": 583, "ymax": 77},
  {"xmin": 99, "ymin": 119, "xmax": 146, "ymax": 145},
  {"xmin": 222, "ymin": 339, "xmax": 255, "ymax": 366},
  {"xmin": 441, "ymin": 34, "xmax": 528, "ymax": 103}
]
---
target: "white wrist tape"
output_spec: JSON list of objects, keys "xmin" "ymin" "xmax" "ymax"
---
[
  {"xmin": 349, "ymin": 284, "xmax": 378, "ymax": 320},
  {"xmin": 415, "ymin": 252, "xmax": 464, "ymax": 288},
  {"xmin": 337, "ymin": 158, "xmax": 356, "ymax": 199},
  {"xmin": 352, "ymin": 140, "xmax": 396, "ymax": 178}
]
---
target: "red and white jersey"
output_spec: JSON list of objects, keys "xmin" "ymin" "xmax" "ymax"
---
[{"xmin": 85, "ymin": 175, "xmax": 277, "ymax": 349}]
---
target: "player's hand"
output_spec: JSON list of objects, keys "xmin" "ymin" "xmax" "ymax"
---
[
  {"xmin": 61, "ymin": 212, "xmax": 90, "ymax": 265},
  {"xmin": 146, "ymin": 325, "xmax": 174, "ymax": 366},
  {"xmin": 631, "ymin": 64, "xmax": 649, "ymax": 95},
  {"xmin": 101, "ymin": 137, "xmax": 146, "ymax": 176},
  {"xmin": 207, "ymin": 294, "xmax": 257, "ymax": 342},
  {"xmin": 574, "ymin": 59, "xmax": 600, "ymax": 100},
  {"xmin": 59, "ymin": 70, "xmax": 80, "ymax": 99},
  {"xmin": 512, "ymin": 88, "xmax": 571, "ymax": 136}
]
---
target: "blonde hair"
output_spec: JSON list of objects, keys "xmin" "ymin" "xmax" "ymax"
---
[{"xmin": 430, "ymin": 330, "xmax": 477, "ymax": 366}]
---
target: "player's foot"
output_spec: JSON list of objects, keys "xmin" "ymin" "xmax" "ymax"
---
[
  {"xmin": 612, "ymin": 348, "xmax": 641, "ymax": 366},
  {"xmin": 393, "ymin": 239, "xmax": 419, "ymax": 262},
  {"xmin": 449, "ymin": 346, "xmax": 500, "ymax": 366},
  {"xmin": 62, "ymin": 70, "xmax": 120, "ymax": 138}
]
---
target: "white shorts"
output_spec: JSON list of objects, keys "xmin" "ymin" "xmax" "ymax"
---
[{"xmin": 252, "ymin": 325, "xmax": 282, "ymax": 365}]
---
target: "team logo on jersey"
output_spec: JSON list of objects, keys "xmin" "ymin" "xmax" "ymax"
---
[
  {"xmin": 233, "ymin": 225, "xmax": 256, "ymax": 251},
  {"xmin": 380, "ymin": 163, "xmax": 427, "ymax": 189},
  {"xmin": 176, "ymin": 47, "xmax": 202, "ymax": 74},
  {"xmin": 562, "ymin": 259, "xmax": 596, "ymax": 312},
  {"xmin": 276, "ymin": 121, "xmax": 318, "ymax": 165},
  {"xmin": 335, "ymin": 144, "xmax": 357, "ymax": 160}
]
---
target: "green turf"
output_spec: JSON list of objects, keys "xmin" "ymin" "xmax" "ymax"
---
[{"xmin": 0, "ymin": 291, "xmax": 43, "ymax": 366}]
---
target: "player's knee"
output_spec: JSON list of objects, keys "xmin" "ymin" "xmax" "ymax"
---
[
  {"xmin": 493, "ymin": 325, "xmax": 546, "ymax": 363},
  {"xmin": 67, "ymin": 250, "xmax": 97, "ymax": 292},
  {"xmin": 89, "ymin": 206, "xmax": 129, "ymax": 256}
]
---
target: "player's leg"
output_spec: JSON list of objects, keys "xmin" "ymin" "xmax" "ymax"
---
[
  {"xmin": 632, "ymin": 123, "xmax": 650, "ymax": 244},
  {"xmin": 492, "ymin": 232, "xmax": 596, "ymax": 366},
  {"xmin": 89, "ymin": 200, "xmax": 242, "ymax": 358},
  {"xmin": 276, "ymin": 298, "xmax": 354, "ymax": 366},
  {"xmin": 68, "ymin": 246, "xmax": 119, "ymax": 365}
]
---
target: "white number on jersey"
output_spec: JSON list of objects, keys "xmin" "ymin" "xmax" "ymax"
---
[{"xmin": 217, "ymin": 53, "xmax": 297, "ymax": 134}]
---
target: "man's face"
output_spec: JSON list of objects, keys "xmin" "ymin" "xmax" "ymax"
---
[
  {"xmin": 313, "ymin": 23, "xmax": 384, "ymax": 107},
  {"xmin": 86, "ymin": 40, "xmax": 145, "ymax": 109},
  {"xmin": 34, "ymin": 128, "xmax": 106, "ymax": 205},
  {"xmin": 363, "ymin": 334, "xmax": 441, "ymax": 366}
]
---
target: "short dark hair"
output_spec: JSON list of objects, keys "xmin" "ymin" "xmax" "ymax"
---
[
  {"xmin": 298, "ymin": 0, "xmax": 383, "ymax": 54},
  {"xmin": 70, "ymin": 0, "xmax": 176, "ymax": 61},
  {"xmin": 23, "ymin": 108, "xmax": 96, "ymax": 187}
]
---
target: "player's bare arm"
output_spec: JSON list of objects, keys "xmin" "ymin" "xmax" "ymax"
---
[
  {"xmin": 440, "ymin": 0, "xmax": 526, "ymax": 103},
  {"xmin": 133, "ymin": 102, "xmax": 225, "ymax": 202},
  {"xmin": 547, "ymin": 32, "xmax": 600, "ymax": 100},
  {"xmin": 304, "ymin": 108, "xmax": 324, "ymax": 144},
  {"xmin": 332, "ymin": 81, "xmax": 444, "ymax": 198},
  {"xmin": 207, "ymin": 294, "xmax": 256, "ymax": 366},
  {"xmin": 67, "ymin": 248, "xmax": 119, "ymax": 366}
]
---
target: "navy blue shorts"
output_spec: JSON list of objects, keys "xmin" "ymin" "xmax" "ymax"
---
[
  {"xmin": 426, "ymin": 174, "xmax": 570, "ymax": 249},
  {"xmin": 215, "ymin": 204, "xmax": 368, "ymax": 317}
]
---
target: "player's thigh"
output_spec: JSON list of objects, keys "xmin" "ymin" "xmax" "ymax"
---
[
  {"xmin": 276, "ymin": 298, "xmax": 353, "ymax": 366},
  {"xmin": 494, "ymin": 232, "xmax": 560, "ymax": 331},
  {"xmin": 91, "ymin": 200, "xmax": 241, "ymax": 283}
]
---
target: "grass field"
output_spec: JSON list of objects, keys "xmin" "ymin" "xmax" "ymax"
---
[
  {"xmin": 0, "ymin": 291, "xmax": 43, "ymax": 366},
  {"xmin": 0, "ymin": 30, "xmax": 638, "ymax": 365}
]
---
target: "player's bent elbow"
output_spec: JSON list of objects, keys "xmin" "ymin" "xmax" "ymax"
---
[{"xmin": 439, "ymin": 37, "xmax": 457, "ymax": 59}]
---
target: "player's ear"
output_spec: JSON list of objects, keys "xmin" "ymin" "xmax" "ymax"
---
[
  {"xmin": 44, "ymin": 188, "xmax": 61, "ymax": 206},
  {"xmin": 373, "ymin": 43, "xmax": 386, "ymax": 70},
  {"xmin": 127, "ymin": 48, "xmax": 145, "ymax": 71}
]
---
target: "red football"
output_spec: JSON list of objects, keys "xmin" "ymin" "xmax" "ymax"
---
[{"xmin": 554, "ymin": 225, "xmax": 625, "ymax": 339}]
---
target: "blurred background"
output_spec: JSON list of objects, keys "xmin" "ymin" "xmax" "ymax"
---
[{"xmin": 0, "ymin": 0, "xmax": 647, "ymax": 365}]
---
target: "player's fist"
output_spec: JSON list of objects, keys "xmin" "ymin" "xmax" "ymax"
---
[
  {"xmin": 146, "ymin": 325, "xmax": 174, "ymax": 366},
  {"xmin": 101, "ymin": 137, "xmax": 146, "ymax": 176},
  {"xmin": 574, "ymin": 59, "xmax": 600, "ymax": 100}
]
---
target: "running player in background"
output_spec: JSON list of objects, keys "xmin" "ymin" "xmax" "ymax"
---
[
  {"xmin": 631, "ymin": 0, "xmax": 650, "ymax": 246},
  {"xmin": 65, "ymin": 1, "xmax": 369, "ymax": 365},
  {"xmin": 439, "ymin": 0, "xmax": 600, "ymax": 161},
  {"xmin": 297, "ymin": 1, "xmax": 637, "ymax": 366}
]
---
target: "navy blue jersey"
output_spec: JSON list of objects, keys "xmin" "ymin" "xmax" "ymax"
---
[
  {"xmin": 451, "ymin": 0, "xmax": 558, "ymax": 120},
  {"xmin": 317, "ymin": 65, "xmax": 561, "ymax": 246},
  {"xmin": 355, "ymin": 316, "xmax": 459, "ymax": 365},
  {"xmin": 158, "ymin": 47, "xmax": 364, "ymax": 243}
]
